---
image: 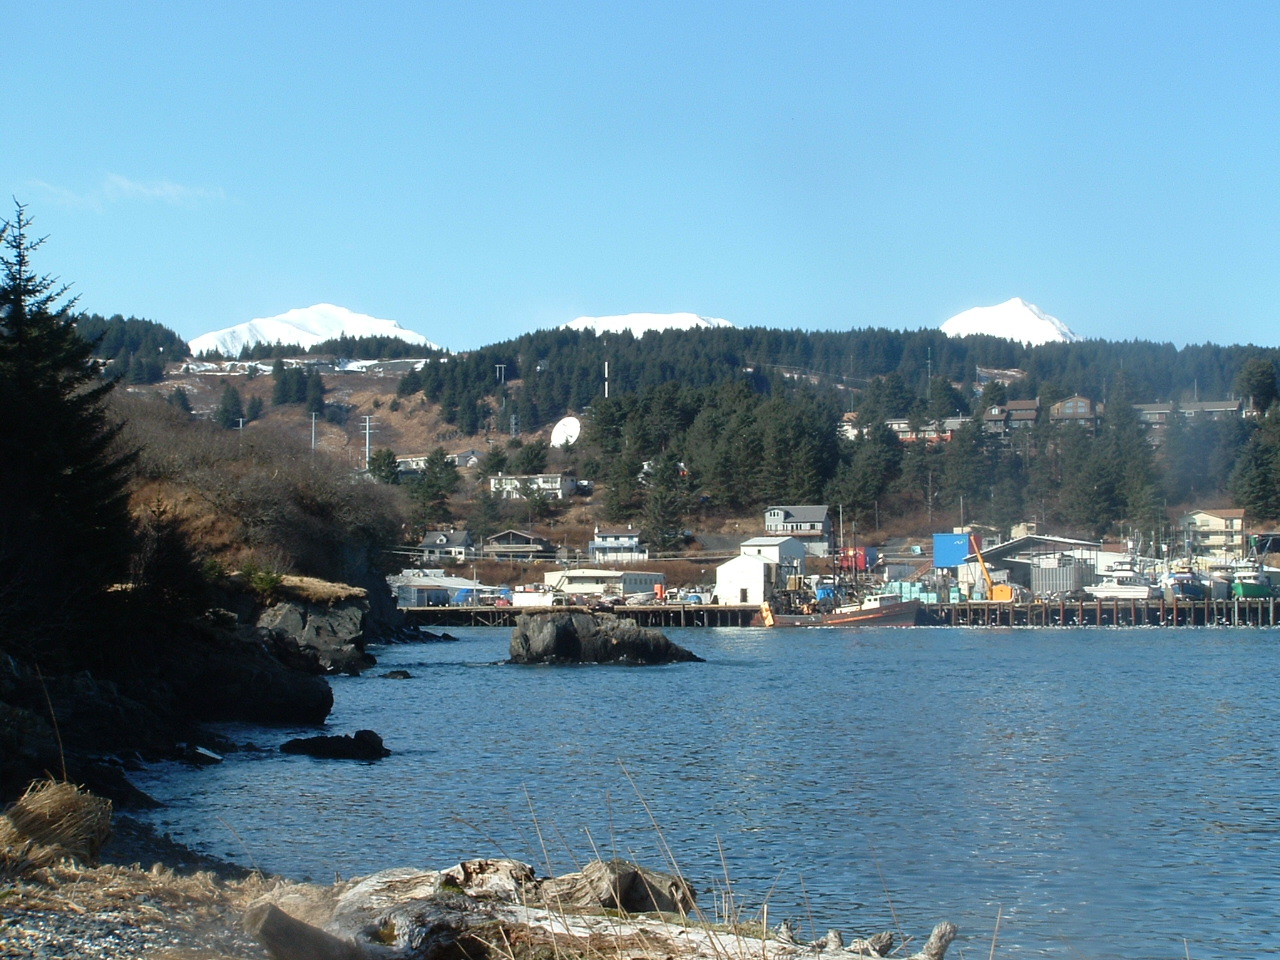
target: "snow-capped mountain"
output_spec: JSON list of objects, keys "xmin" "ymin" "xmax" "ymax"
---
[
  {"xmin": 188, "ymin": 304, "xmax": 441, "ymax": 356},
  {"xmin": 561, "ymin": 312, "xmax": 735, "ymax": 336},
  {"xmin": 940, "ymin": 298, "xmax": 1080, "ymax": 347}
]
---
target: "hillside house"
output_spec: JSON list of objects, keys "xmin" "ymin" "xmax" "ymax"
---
[
  {"xmin": 489, "ymin": 472, "xmax": 576, "ymax": 500},
  {"xmin": 1049, "ymin": 396, "xmax": 1103, "ymax": 428},
  {"xmin": 1134, "ymin": 400, "xmax": 1243, "ymax": 426},
  {"xmin": 982, "ymin": 400, "xmax": 1040, "ymax": 436},
  {"xmin": 588, "ymin": 526, "xmax": 649, "ymax": 564},
  {"xmin": 482, "ymin": 529, "xmax": 555, "ymax": 561},
  {"xmin": 418, "ymin": 529, "xmax": 475, "ymax": 562},
  {"xmin": 446, "ymin": 449, "xmax": 484, "ymax": 468},
  {"xmin": 1180, "ymin": 508, "xmax": 1246, "ymax": 556},
  {"xmin": 764, "ymin": 506, "xmax": 832, "ymax": 557}
]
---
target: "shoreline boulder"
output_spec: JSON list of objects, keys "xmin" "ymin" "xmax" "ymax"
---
[
  {"xmin": 280, "ymin": 729, "xmax": 390, "ymax": 760},
  {"xmin": 510, "ymin": 612, "xmax": 704, "ymax": 665}
]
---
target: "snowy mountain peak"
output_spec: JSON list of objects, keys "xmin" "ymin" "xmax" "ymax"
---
[
  {"xmin": 940, "ymin": 298, "xmax": 1080, "ymax": 347},
  {"xmin": 189, "ymin": 304, "xmax": 442, "ymax": 357},
  {"xmin": 561, "ymin": 312, "xmax": 735, "ymax": 336}
]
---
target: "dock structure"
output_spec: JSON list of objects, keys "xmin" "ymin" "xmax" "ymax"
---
[
  {"xmin": 922, "ymin": 596, "xmax": 1279, "ymax": 627},
  {"xmin": 401, "ymin": 603, "xmax": 760, "ymax": 629},
  {"xmin": 401, "ymin": 598, "xmax": 1278, "ymax": 629}
]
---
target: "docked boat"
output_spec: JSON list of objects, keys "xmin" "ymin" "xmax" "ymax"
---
[
  {"xmin": 756, "ymin": 594, "xmax": 920, "ymax": 627},
  {"xmin": 1160, "ymin": 563, "xmax": 1207, "ymax": 602},
  {"xmin": 1084, "ymin": 557, "xmax": 1159, "ymax": 599},
  {"xmin": 1231, "ymin": 563, "xmax": 1273, "ymax": 599}
]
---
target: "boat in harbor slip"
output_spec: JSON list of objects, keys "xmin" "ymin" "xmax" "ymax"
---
[
  {"xmin": 756, "ymin": 593, "xmax": 921, "ymax": 627},
  {"xmin": 1230, "ymin": 562, "xmax": 1274, "ymax": 598},
  {"xmin": 1159, "ymin": 562, "xmax": 1208, "ymax": 602},
  {"xmin": 1085, "ymin": 556, "xmax": 1160, "ymax": 600}
]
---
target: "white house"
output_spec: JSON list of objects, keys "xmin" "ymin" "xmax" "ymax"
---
[
  {"xmin": 418, "ymin": 530, "xmax": 476, "ymax": 562},
  {"xmin": 740, "ymin": 536, "xmax": 807, "ymax": 575},
  {"xmin": 544, "ymin": 568, "xmax": 665, "ymax": 598},
  {"xmin": 763, "ymin": 506, "xmax": 832, "ymax": 557},
  {"xmin": 489, "ymin": 472, "xmax": 576, "ymax": 500},
  {"xmin": 588, "ymin": 526, "xmax": 649, "ymax": 564},
  {"xmin": 715, "ymin": 554, "xmax": 776, "ymax": 606}
]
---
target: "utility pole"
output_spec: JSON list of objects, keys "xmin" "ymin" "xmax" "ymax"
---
[
  {"xmin": 361, "ymin": 415, "xmax": 374, "ymax": 470},
  {"xmin": 310, "ymin": 411, "xmax": 317, "ymax": 451},
  {"xmin": 604, "ymin": 361, "xmax": 609, "ymax": 399}
]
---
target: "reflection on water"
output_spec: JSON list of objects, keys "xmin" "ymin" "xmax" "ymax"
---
[{"xmin": 132, "ymin": 626, "xmax": 1280, "ymax": 959}]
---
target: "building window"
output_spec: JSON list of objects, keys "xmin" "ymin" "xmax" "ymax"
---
[{"xmin": 739, "ymin": 588, "xmax": 748, "ymax": 603}]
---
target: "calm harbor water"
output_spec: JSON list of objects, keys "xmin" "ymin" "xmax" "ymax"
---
[{"xmin": 132, "ymin": 626, "xmax": 1280, "ymax": 959}]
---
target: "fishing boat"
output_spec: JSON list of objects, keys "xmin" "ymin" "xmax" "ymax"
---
[
  {"xmin": 1230, "ymin": 562, "xmax": 1273, "ymax": 599},
  {"xmin": 1084, "ymin": 556, "xmax": 1159, "ymax": 599},
  {"xmin": 756, "ymin": 594, "xmax": 920, "ymax": 627},
  {"xmin": 1159, "ymin": 562, "xmax": 1207, "ymax": 602}
]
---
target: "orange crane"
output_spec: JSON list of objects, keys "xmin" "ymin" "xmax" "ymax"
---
[{"xmin": 971, "ymin": 534, "xmax": 1016, "ymax": 602}]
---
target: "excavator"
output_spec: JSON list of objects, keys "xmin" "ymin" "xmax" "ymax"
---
[{"xmin": 971, "ymin": 534, "xmax": 1016, "ymax": 602}]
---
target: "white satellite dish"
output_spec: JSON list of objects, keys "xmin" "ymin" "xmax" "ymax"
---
[{"xmin": 550, "ymin": 416, "xmax": 581, "ymax": 448}]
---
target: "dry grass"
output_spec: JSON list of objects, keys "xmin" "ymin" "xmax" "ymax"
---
[
  {"xmin": 277, "ymin": 575, "xmax": 368, "ymax": 604},
  {"xmin": 0, "ymin": 779, "xmax": 112, "ymax": 876}
]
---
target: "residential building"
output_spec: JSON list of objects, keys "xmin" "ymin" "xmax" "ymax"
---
[
  {"xmin": 418, "ymin": 530, "xmax": 475, "ymax": 563},
  {"xmin": 482, "ymin": 529, "xmax": 556, "ymax": 561},
  {"xmin": 1180, "ymin": 508, "xmax": 1247, "ymax": 556},
  {"xmin": 1049, "ymin": 396, "xmax": 1103, "ymax": 427},
  {"xmin": 1134, "ymin": 399, "xmax": 1243, "ymax": 426},
  {"xmin": 763, "ymin": 506, "xmax": 831, "ymax": 557},
  {"xmin": 489, "ymin": 472, "xmax": 576, "ymax": 500},
  {"xmin": 588, "ymin": 526, "xmax": 649, "ymax": 564}
]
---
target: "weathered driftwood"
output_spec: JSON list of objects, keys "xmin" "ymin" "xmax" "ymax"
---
[
  {"xmin": 243, "ymin": 901, "xmax": 364, "ymax": 960},
  {"xmin": 534, "ymin": 857, "xmax": 696, "ymax": 914},
  {"xmin": 245, "ymin": 856, "xmax": 956, "ymax": 960}
]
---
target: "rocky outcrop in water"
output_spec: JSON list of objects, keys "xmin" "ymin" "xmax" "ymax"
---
[
  {"xmin": 257, "ymin": 597, "xmax": 375, "ymax": 675},
  {"xmin": 280, "ymin": 729, "xmax": 390, "ymax": 760},
  {"xmin": 509, "ymin": 612, "xmax": 704, "ymax": 665}
]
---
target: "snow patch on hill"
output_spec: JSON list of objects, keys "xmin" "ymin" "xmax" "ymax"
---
[
  {"xmin": 189, "ymin": 304, "xmax": 441, "ymax": 356},
  {"xmin": 562, "ymin": 312, "xmax": 735, "ymax": 336},
  {"xmin": 940, "ymin": 298, "xmax": 1079, "ymax": 347}
]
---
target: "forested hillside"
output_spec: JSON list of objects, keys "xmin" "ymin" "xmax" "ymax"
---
[
  {"xmin": 76, "ymin": 312, "xmax": 189, "ymax": 383},
  {"xmin": 381, "ymin": 325, "xmax": 1280, "ymax": 543}
]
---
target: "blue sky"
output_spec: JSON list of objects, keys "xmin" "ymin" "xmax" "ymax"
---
[{"xmin": 6, "ymin": 2, "xmax": 1280, "ymax": 351}]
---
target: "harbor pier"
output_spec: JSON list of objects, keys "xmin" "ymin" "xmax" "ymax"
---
[{"xmin": 401, "ymin": 597, "xmax": 1277, "ymax": 629}]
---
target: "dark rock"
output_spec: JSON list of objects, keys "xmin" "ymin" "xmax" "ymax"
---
[
  {"xmin": 381, "ymin": 670, "xmax": 412, "ymax": 679},
  {"xmin": 280, "ymin": 729, "xmax": 390, "ymax": 760},
  {"xmin": 257, "ymin": 599, "xmax": 375, "ymax": 675},
  {"xmin": 509, "ymin": 613, "xmax": 704, "ymax": 665},
  {"xmin": 165, "ymin": 620, "xmax": 335, "ymax": 726}
]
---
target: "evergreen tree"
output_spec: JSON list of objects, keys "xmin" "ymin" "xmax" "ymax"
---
[
  {"xmin": 0, "ymin": 203, "xmax": 136, "ymax": 664},
  {"xmin": 367, "ymin": 448, "xmax": 400, "ymax": 484},
  {"xmin": 512, "ymin": 439, "xmax": 549, "ymax": 474},
  {"xmin": 410, "ymin": 447, "xmax": 459, "ymax": 526},
  {"xmin": 245, "ymin": 394, "xmax": 264, "ymax": 422},
  {"xmin": 214, "ymin": 384, "xmax": 245, "ymax": 429},
  {"xmin": 168, "ymin": 385, "xmax": 193, "ymax": 414},
  {"xmin": 468, "ymin": 487, "xmax": 503, "ymax": 542}
]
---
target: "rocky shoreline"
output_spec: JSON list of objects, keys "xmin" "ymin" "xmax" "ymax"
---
[{"xmin": 3, "ymin": 808, "xmax": 958, "ymax": 960}]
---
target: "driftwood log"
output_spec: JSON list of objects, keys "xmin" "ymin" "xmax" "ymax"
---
[{"xmin": 244, "ymin": 856, "xmax": 956, "ymax": 960}]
